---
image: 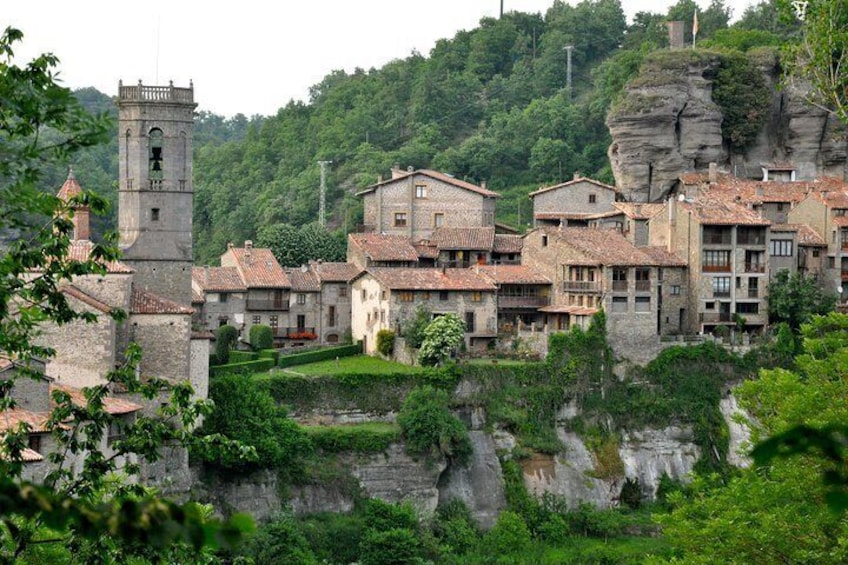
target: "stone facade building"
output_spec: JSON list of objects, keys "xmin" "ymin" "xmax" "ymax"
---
[
  {"xmin": 530, "ymin": 176, "xmax": 620, "ymax": 228},
  {"xmin": 358, "ymin": 168, "xmax": 500, "ymax": 241},
  {"xmin": 351, "ymin": 268, "xmax": 498, "ymax": 354}
]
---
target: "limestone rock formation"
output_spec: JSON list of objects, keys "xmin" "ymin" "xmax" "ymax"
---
[{"xmin": 608, "ymin": 50, "xmax": 847, "ymax": 202}]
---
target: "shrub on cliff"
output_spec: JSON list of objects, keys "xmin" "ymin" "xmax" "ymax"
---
[{"xmin": 397, "ymin": 386, "xmax": 471, "ymax": 464}]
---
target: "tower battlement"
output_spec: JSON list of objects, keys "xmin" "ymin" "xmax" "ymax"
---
[{"xmin": 118, "ymin": 80, "xmax": 195, "ymax": 105}]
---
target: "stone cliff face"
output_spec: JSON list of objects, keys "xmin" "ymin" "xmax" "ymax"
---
[{"xmin": 607, "ymin": 50, "xmax": 847, "ymax": 202}]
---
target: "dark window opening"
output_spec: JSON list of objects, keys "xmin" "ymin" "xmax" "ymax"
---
[
  {"xmin": 149, "ymin": 128, "xmax": 164, "ymax": 179},
  {"xmin": 151, "ymin": 208, "xmax": 160, "ymax": 221}
]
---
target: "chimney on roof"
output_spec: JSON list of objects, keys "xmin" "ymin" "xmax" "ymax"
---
[
  {"xmin": 406, "ymin": 165, "xmax": 414, "ymax": 172},
  {"xmin": 709, "ymin": 162, "xmax": 717, "ymax": 184},
  {"xmin": 391, "ymin": 164, "xmax": 404, "ymax": 179},
  {"xmin": 756, "ymin": 185, "xmax": 764, "ymax": 197},
  {"xmin": 573, "ymin": 171, "xmax": 580, "ymax": 180},
  {"xmin": 481, "ymin": 180, "xmax": 487, "ymax": 190},
  {"xmin": 227, "ymin": 242, "xmax": 234, "ymax": 250}
]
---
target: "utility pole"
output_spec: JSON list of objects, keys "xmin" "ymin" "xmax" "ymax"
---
[
  {"xmin": 500, "ymin": 0, "xmax": 503, "ymax": 18},
  {"xmin": 318, "ymin": 160, "xmax": 332, "ymax": 228},
  {"xmin": 564, "ymin": 45, "xmax": 574, "ymax": 98}
]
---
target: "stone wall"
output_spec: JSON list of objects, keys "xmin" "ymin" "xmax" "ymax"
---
[
  {"xmin": 532, "ymin": 180, "xmax": 617, "ymax": 218},
  {"xmin": 130, "ymin": 312, "xmax": 191, "ymax": 383}
]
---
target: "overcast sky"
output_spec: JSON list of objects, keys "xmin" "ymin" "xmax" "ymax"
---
[{"xmin": 6, "ymin": 0, "xmax": 753, "ymax": 117}]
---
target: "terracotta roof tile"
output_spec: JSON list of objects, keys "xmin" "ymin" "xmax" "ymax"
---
[
  {"xmin": 0, "ymin": 408, "xmax": 50, "ymax": 433},
  {"xmin": 61, "ymin": 285, "xmax": 114, "ymax": 314},
  {"xmin": 56, "ymin": 168, "xmax": 83, "ymax": 202},
  {"xmin": 539, "ymin": 305, "xmax": 599, "ymax": 316},
  {"xmin": 66, "ymin": 240, "xmax": 133, "ymax": 274},
  {"xmin": 612, "ymin": 202, "xmax": 665, "ymax": 220},
  {"xmin": 287, "ymin": 268, "xmax": 320, "ymax": 292},
  {"xmin": 349, "ymin": 234, "xmax": 420, "ymax": 262},
  {"xmin": 534, "ymin": 212, "xmax": 595, "ymax": 221},
  {"xmin": 679, "ymin": 198, "xmax": 770, "ymax": 226},
  {"xmin": 473, "ymin": 265, "xmax": 551, "ymax": 285},
  {"xmin": 224, "ymin": 246, "xmax": 290, "ymax": 288},
  {"xmin": 0, "ymin": 443, "xmax": 45, "ymax": 462},
  {"xmin": 131, "ymin": 288, "xmax": 193, "ymax": 315},
  {"xmin": 414, "ymin": 242, "xmax": 440, "ymax": 259},
  {"xmin": 191, "ymin": 266, "xmax": 246, "ymax": 292},
  {"xmin": 543, "ymin": 227, "xmax": 685, "ymax": 267},
  {"xmin": 529, "ymin": 177, "xmax": 617, "ymax": 198},
  {"xmin": 51, "ymin": 384, "xmax": 142, "ymax": 415},
  {"xmin": 493, "ymin": 234, "xmax": 523, "ymax": 254},
  {"xmin": 359, "ymin": 169, "xmax": 501, "ymax": 198},
  {"xmin": 431, "ymin": 227, "xmax": 495, "ymax": 250},
  {"xmin": 796, "ymin": 224, "xmax": 827, "ymax": 246},
  {"xmin": 833, "ymin": 216, "xmax": 848, "ymax": 227},
  {"xmin": 368, "ymin": 268, "xmax": 497, "ymax": 292},
  {"xmin": 311, "ymin": 261, "xmax": 363, "ymax": 283},
  {"xmin": 191, "ymin": 288, "xmax": 205, "ymax": 304}
]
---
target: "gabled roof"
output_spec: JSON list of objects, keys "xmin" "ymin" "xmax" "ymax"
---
[
  {"xmin": 678, "ymin": 198, "xmax": 771, "ymax": 226},
  {"xmin": 61, "ymin": 285, "xmax": 114, "ymax": 314},
  {"xmin": 414, "ymin": 242, "xmax": 440, "ymax": 259},
  {"xmin": 638, "ymin": 246, "xmax": 688, "ymax": 267},
  {"xmin": 473, "ymin": 265, "xmax": 551, "ymax": 285},
  {"xmin": 288, "ymin": 267, "xmax": 320, "ymax": 292},
  {"xmin": 833, "ymin": 216, "xmax": 848, "ymax": 228},
  {"xmin": 349, "ymin": 233, "xmax": 420, "ymax": 263},
  {"xmin": 0, "ymin": 408, "xmax": 51, "ymax": 433},
  {"xmin": 529, "ymin": 176, "xmax": 617, "ymax": 198},
  {"xmin": 131, "ymin": 288, "xmax": 193, "ymax": 315},
  {"xmin": 191, "ymin": 288, "xmax": 205, "ymax": 304},
  {"xmin": 224, "ymin": 246, "xmax": 290, "ymax": 289},
  {"xmin": 311, "ymin": 261, "xmax": 363, "ymax": 283},
  {"xmin": 431, "ymin": 227, "xmax": 495, "ymax": 251},
  {"xmin": 612, "ymin": 202, "xmax": 665, "ymax": 220},
  {"xmin": 366, "ymin": 268, "xmax": 497, "ymax": 292},
  {"xmin": 191, "ymin": 266, "xmax": 246, "ymax": 292},
  {"xmin": 770, "ymin": 224, "xmax": 828, "ymax": 246},
  {"xmin": 357, "ymin": 169, "xmax": 501, "ymax": 198},
  {"xmin": 51, "ymin": 384, "xmax": 142, "ymax": 415},
  {"xmin": 493, "ymin": 234, "xmax": 523, "ymax": 254}
]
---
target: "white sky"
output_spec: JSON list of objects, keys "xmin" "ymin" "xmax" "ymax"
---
[{"xmin": 5, "ymin": 0, "xmax": 753, "ymax": 117}]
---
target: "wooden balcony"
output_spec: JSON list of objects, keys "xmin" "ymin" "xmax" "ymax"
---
[
  {"xmin": 562, "ymin": 281, "xmax": 601, "ymax": 293},
  {"xmin": 611, "ymin": 280, "xmax": 628, "ymax": 292},
  {"xmin": 498, "ymin": 296, "xmax": 550, "ymax": 308},
  {"xmin": 703, "ymin": 265, "xmax": 732, "ymax": 273},
  {"xmin": 744, "ymin": 263, "xmax": 765, "ymax": 273},
  {"xmin": 700, "ymin": 312, "xmax": 732, "ymax": 323},
  {"xmin": 634, "ymin": 280, "xmax": 651, "ymax": 292}
]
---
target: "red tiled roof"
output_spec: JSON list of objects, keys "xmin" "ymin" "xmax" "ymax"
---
[
  {"xmin": 311, "ymin": 261, "xmax": 363, "ymax": 283},
  {"xmin": 431, "ymin": 227, "xmax": 495, "ymax": 250},
  {"xmin": 0, "ymin": 444, "xmax": 45, "ymax": 463},
  {"xmin": 534, "ymin": 212, "xmax": 595, "ymax": 221},
  {"xmin": 493, "ymin": 234, "xmax": 523, "ymax": 254},
  {"xmin": 51, "ymin": 384, "xmax": 142, "ymax": 415},
  {"xmin": 349, "ymin": 234, "xmax": 420, "ymax": 262},
  {"xmin": 539, "ymin": 305, "xmax": 599, "ymax": 316},
  {"xmin": 414, "ymin": 242, "xmax": 440, "ymax": 259},
  {"xmin": 61, "ymin": 285, "xmax": 114, "ymax": 314},
  {"xmin": 358, "ymin": 169, "xmax": 501, "ymax": 198},
  {"xmin": 679, "ymin": 198, "xmax": 770, "ymax": 226},
  {"xmin": 529, "ymin": 177, "xmax": 617, "ymax": 198},
  {"xmin": 771, "ymin": 224, "xmax": 828, "ymax": 246},
  {"xmin": 225, "ymin": 246, "xmax": 290, "ymax": 288},
  {"xmin": 57, "ymin": 168, "xmax": 83, "ymax": 202},
  {"xmin": 66, "ymin": 240, "xmax": 133, "ymax": 274},
  {"xmin": 367, "ymin": 268, "xmax": 497, "ymax": 292},
  {"xmin": 287, "ymin": 268, "xmax": 320, "ymax": 292},
  {"xmin": 612, "ymin": 202, "xmax": 665, "ymax": 220},
  {"xmin": 833, "ymin": 216, "xmax": 848, "ymax": 227},
  {"xmin": 131, "ymin": 288, "xmax": 193, "ymax": 315},
  {"xmin": 473, "ymin": 265, "xmax": 551, "ymax": 285},
  {"xmin": 192, "ymin": 266, "xmax": 246, "ymax": 292},
  {"xmin": 191, "ymin": 288, "xmax": 205, "ymax": 304},
  {"xmin": 543, "ymin": 227, "xmax": 686, "ymax": 267},
  {"xmin": 0, "ymin": 408, "xmax": 50, "ymax": 433}
]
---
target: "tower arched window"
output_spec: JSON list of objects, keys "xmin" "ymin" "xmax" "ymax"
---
[{"xmin": 149, "ymin": 128, "xmax": 164, "ymax": 179}]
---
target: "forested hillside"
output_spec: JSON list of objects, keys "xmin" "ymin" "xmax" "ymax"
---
[{"xmin": 57, "ymin": 0, "xmax": 792, "ymax": 265}]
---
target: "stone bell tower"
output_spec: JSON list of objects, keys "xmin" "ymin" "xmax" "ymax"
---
[{"xmin": 117, "ymin": 80, "xmax": 196, "ymax": 305}]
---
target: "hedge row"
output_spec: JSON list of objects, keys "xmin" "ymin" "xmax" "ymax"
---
[
  {"xmin": 304, "ymin": 424, "xmax": 401, "ymax": 454},
  {"xmin": 228, "ymin": 350, "xmax": 259, "ymax": 364},
  {"xmin": 210, "ymin": 358, "xmax": 276, "ymax": 377},
  {"xmin": 278, "ymin": 343, "xmax": 362, "ymax": 368}
]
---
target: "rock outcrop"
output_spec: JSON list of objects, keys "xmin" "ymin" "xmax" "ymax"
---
[{"xmin": 608, "ymin": 50, "xmax": 847, "ymax": 201}]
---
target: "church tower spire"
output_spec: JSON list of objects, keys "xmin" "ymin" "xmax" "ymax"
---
[
  {"xmin": 117, "ymin": 80, "xmax": 196, "ymax": 305},
  {"xmin": 57, "ymin": 166, "xmax": 90, "ymax": 241}
]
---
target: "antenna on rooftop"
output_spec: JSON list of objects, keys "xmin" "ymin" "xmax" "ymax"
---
[{"xmin": 318, "ymin": 160, "xmax": 332, "ymax": 228}]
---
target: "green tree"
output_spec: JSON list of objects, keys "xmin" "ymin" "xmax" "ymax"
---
[
  {"xmin": 0, "ymin": 26, "xmax": 251, "ymax": 560},
  {"xmin": 767, "ymin": 270, "xmax": 837, "ymax": 330},
  {"xmin": 781, "ymin": 0, "xmax": 848, "ymax": 124},
  {"xmin": 418, "ymin": 313, "xmax": 466, "ymax": 367},
  {"xmin": 376, "ymin": 329, "xmax": 395, "ymax": 357},
  {"xmin": 256, "ymin": 222, "xmax": 345, "ymax": 268},
  {"xmin": 249, "ymin": 324, "xmax": 273, "ymax": 350},
  {"xmin": 397, "ymin": 386, "xmax": 471, "ymax": 463},
  {"xmin": 402, "ymin": 306, "xmax": 432, "ymax": 350},
  {"xmin": 215, "ymin": 324, "xmax": 238, "ymax": 365}
]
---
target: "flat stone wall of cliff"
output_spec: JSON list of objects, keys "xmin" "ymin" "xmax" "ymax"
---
[{"xmin": 607, "ymin": 48, "xmax": 847, "ymax": 201}]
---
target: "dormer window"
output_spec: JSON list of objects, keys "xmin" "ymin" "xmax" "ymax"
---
[{"xmin": 149, "ymin": 128, "xmax": 164, "ymax": 179}]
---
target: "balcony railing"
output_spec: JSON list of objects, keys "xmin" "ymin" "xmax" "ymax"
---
[
  {"xmin": 246, "ymin": 299, "xmax": 289, "ymax": 311},
  {"xmin": 700, "ymin": 312, "xmax": 732, "ymax": 323},
  {"xmin": 748, "ymin": 289, "xmax": 759, "ymax": 298},
  {"xmin": 498, "ymin": 296, "xmax": 550, "ymax": 308},
  {"xmin": 744, "ymin": 263, "xmax": 765, "ymax": 273},
  {"xmin": 737, "ymin": 235, "xmax": 766, "ymax": 246},
  {"xmin": 634, "ymin": 280, "xmax": 651, "ymax": 292},
  {"xmin": 612, "ymin": 280, "xmax": 628, "ymax": 292},
  {"xmin": 562, "ymin": 281, "xmax": 601, "ymax": 293},
  {"xmin": 272, "ymin": 327, "xmax": 317, "ymax": 339},
  {"xmin": 713, "ymin": 290, "xmax": 731, "ymax": 298},
  {"xmin": 703, "ymin": 265, "xmax": 732, "ymax": 273}
]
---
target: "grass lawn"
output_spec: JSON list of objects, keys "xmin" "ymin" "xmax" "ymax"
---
[
  {"xmin": 284, "ymin": 355, "xmax": 422, "ymax": 376},
  {"xmin": 462, "ymin": 358, "xmax": 533, "ymax": 366}
]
